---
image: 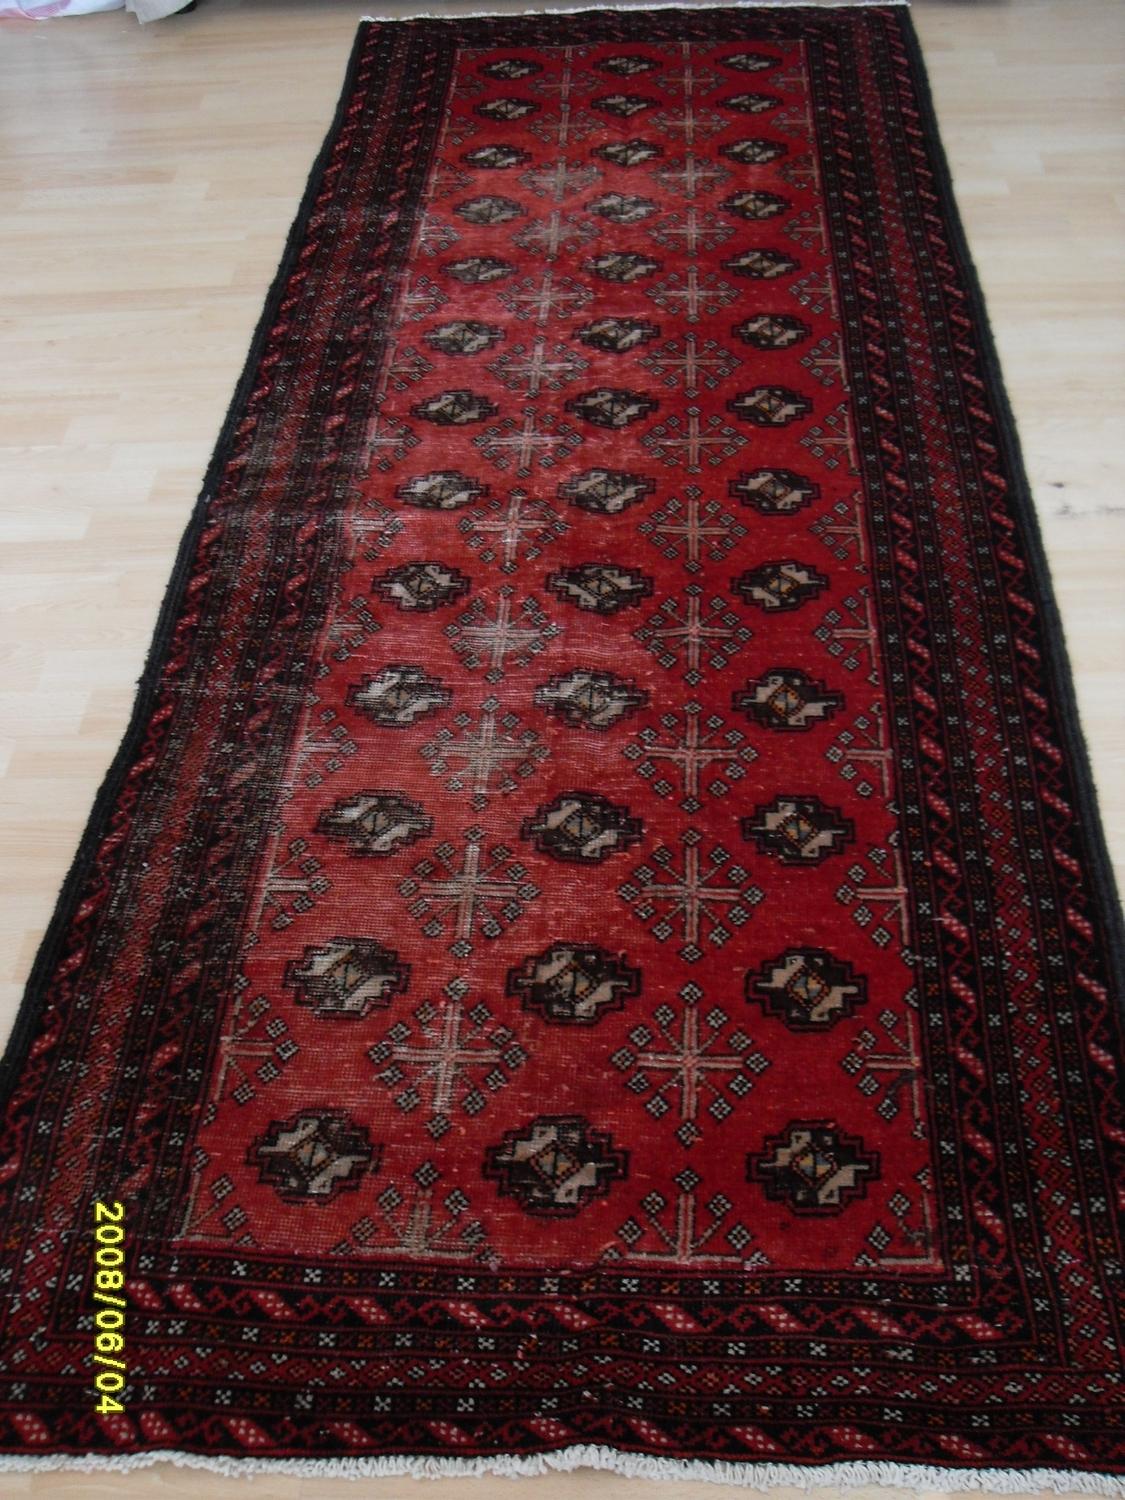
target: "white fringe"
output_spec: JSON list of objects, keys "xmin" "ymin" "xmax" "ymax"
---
[
  {"xmin": 0, "ymin": 1446, "xmax": 1121, "ymax": 1492},
  {"xmin": 359, "ymin": 1, "xmax": 911, "ymax": 20}
]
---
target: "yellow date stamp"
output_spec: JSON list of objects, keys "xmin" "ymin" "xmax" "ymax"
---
[{"xmin": 90, "ymin": 1200, "xmax": 128, "ymax": 1415}]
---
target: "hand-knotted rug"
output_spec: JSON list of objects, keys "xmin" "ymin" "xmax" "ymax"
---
[{"xmin": 2, "ymin": 2, "xmax": 1123, "ymax": 1489}]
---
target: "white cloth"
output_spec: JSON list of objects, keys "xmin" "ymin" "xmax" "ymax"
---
[{"xmin": 0, "ymin": 0, "xmax": 193, "ymax": 18}]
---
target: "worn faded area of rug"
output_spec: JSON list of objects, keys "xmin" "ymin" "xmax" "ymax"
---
[{"xmin": 1, "ymin": 5, "xmax": 1122, "ymax": 1486}]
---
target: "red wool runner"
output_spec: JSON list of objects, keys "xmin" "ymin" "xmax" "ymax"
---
[{"xmin": 1, "ymin": 5, "xmax": 1123, "ymax": 1486}]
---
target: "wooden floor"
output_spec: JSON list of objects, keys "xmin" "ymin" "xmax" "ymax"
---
[{"xmin": 1, "ymin": 1, "xmax": 1122, "ymax": 1496}]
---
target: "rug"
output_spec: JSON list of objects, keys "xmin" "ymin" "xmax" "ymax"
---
[{"xmin": 1, "ymin": 4, "xmax": 1123, "ymax": 1487}]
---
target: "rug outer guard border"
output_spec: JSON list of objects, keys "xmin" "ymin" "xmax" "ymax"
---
[{"xmin": 0, "ymin": 6, "xmax": 1122, "ymax": 1486}]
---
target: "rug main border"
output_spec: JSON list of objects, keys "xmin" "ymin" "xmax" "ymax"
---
[{"xmin": 1, "ymin": 7, "xmax": 1122, "ymax": 1487}]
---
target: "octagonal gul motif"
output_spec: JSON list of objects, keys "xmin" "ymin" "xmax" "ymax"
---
[
  {"xmin": 742, "ymin": 795, "xmax": 855, "ymax": 866},
  {"xmin": 721, "ymin": 137, "xmax": 787, "ymax": 165},
  {"xmin": 522, "ymin": 791, "xmax": 643, "ymax": 865},
  {"xmin": 314, "ymin": 791, "xmax": 433, "ymax": 859},
  {"xmin": 565, "ymin": 387, "xmax": 659, "ymax": 429},
  {"xmin": 576, "ymin": 316, "xmax": 661, "ymax": 352},
  {"xmin": 730, "ymin": 467, "xmax": 819, "ymax": 514},
  {"xmin": 250, "ymin": 1110, "xmax": 379, "ymax": 1204},
  {"xmin": 285, "ymin": 938, "xmax": 410, "ymax": 1020},
  {"xmin": 728, "ymin": 386, "xmax": 812, "ymax": 427},
  {"xmin": 720, "ymin": 90, "xmax": 782, "ymax": 113},
  {"xmin": 733, "ymin": 668, "xmax": 843, "ymax": 732},
  {"xmin": 749, "ymin": 1121, "xmax": 878, "ymax": 1215},
  {"xmin": 733, "ymin": 559, "xmax": 828, "ymax": 612},
  {"xmin": 476, "ymin": 97, "xmax": 540, "ymax": 121},
  {"xmin": 596, "ymin": 53, "xmax": 658, "ymax": 77},
  {"xmin": 588, "ymin": 194, "xmax": 659, "ymax": 225},
  {"xmin": 453, "ymin": 197, "xmax": 525, "ymax": 227},
  {"xmin": 748, "ymin": 948, "xmax": 867, "ymax": 1032},
  {"xmin": 734, "ymin": 312, "xmax": 811, "ymax": 349},
  {"xmin": 412, "ymin": 389, "xmax": 499, "ymax": 425},
  {"xmin": 346, "ymin": 666, "xmax": 452, "ymax": 728},
  {"xmin": 586, "ymin": 252, "xmax": 662, "ymax": 286},
  {"xmin": 720, "ymin": 49, "xmax": 781, "ymax": 72},
  {"xmin": 371, "ymin": 561, "xmax": 471, "ymax": 612},
  {"xmin": 722, "ymin": 247, "xmax": 798, "ymax": 280},
  {"xmin": 534, "ymin": 669, "xmax": 648, "ymax": 730},
  {"xmin": 721, "ymin": 189, "xmax": 789, "ymax": 221},
  {"xmin": 479, "ymin": 57, "xmax": 541, "ymax": 81},
  {"xmin": 508, "ymin": 943, "xmax": 641, "ymax": 1025},
  {"xmin": 557, "ymin": 468, "xmax": 655, "ymax": 515},
  {"xmin": 395, "ymin": 471, "xmax": 488, "ymax": 511},
  {"xmin": 484, "ymin": 1115, "xmax": 627, "ymax": 1217},
  {"xmin": 595, "ymin": 139, "xmax": 663, "ymax": 167},
  {"xmin": 547, "ymin": 562, "xmax": 654, "ymax": 615}
]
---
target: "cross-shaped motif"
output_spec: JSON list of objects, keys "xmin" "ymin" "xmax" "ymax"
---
[
  {"xmin": 836, "ymin": 840, "xmax": 912, "ymax": 950},
  {"xmin": 474, "ymin": 409, "xmax": 580, "ymax": 475},
  {"xmin": 369, "ymin": 989, "xmax": 526, "ymax": 1140},
  {"xmin": 654, "ymin": 156, "xmax": 730, "ymax": 199},
  {"xmin": 815, "ymin": 588, "xmax": 879, "ymax": 684},
  {"xmin": 422, "ymin": 699, "xmax": 548, "ymax": 810},
  {"xmin": 842, "ymin": 1009, "xmax": 927, "ymax": 1138},
  {"xmin": 400, "ymin": 829, "xmax": 540, "ymax": 957},
  {"xmin": 342, "ymin": 1162, "xmax": 490, "ymax": 1262},
  {"xmin": 514, "ymin": 211, "xmax": 593, "ymax": 260},
  {"xmin": 639, "ymin": 488, "xmax": 745, "ymax": 574},
  {"xmin": 642, "ymin": 405, "xmax": 744, "ymax": 470},
  {"xmin": 635, "ymin": 586, "xmax": 752, "ymax": 683},
  {"xmin": 448, "ymin": 589, "xmax": 559, "ymax": 683},
  {"xmin": 641, "ymin": 333, "xmax": 739, "ymax": 395},
  {"xmin": 363, "ymin": 412, "xmax": 418, "ymax": 473},
  {"xmin": 611, "ymin": 987, "xmax": 769, "ymax": 1148},
  {"xmin": 500, "ymin": 270, "xmax": 592, "ymax": 323},
  {"xmin": 800, "ymin": 399, "xmax": 859, "ymax": 474},
  {"xmin": 605, "ymin": 1168, "xmax": 765, "ymax": 1269},
  {"xmin": 810, "ymin": 489, "xmax": 867, "ymax": 565},
  {"xmin": 647, "ymin": 267, "xmax": 739, "ymax": 327},
  {"xmin": 488, "ymin": 338, "xmax": 587, "ymax": 397},
  {"xmin": 619, "ymin": 830, "xmax": 764, "ymax": 962},
  {"xmin": 625, "ymin": 702, "xmax": 756, "ymax": 812},
  {"xmin": 462, "ymin": 488, "xmax": 565, "ymax": 573}
]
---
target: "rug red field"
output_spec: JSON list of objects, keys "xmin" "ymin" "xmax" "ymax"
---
[{"xmin": 1, "ymin": 4, "xmax": 1122, "ymax": 1485}]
